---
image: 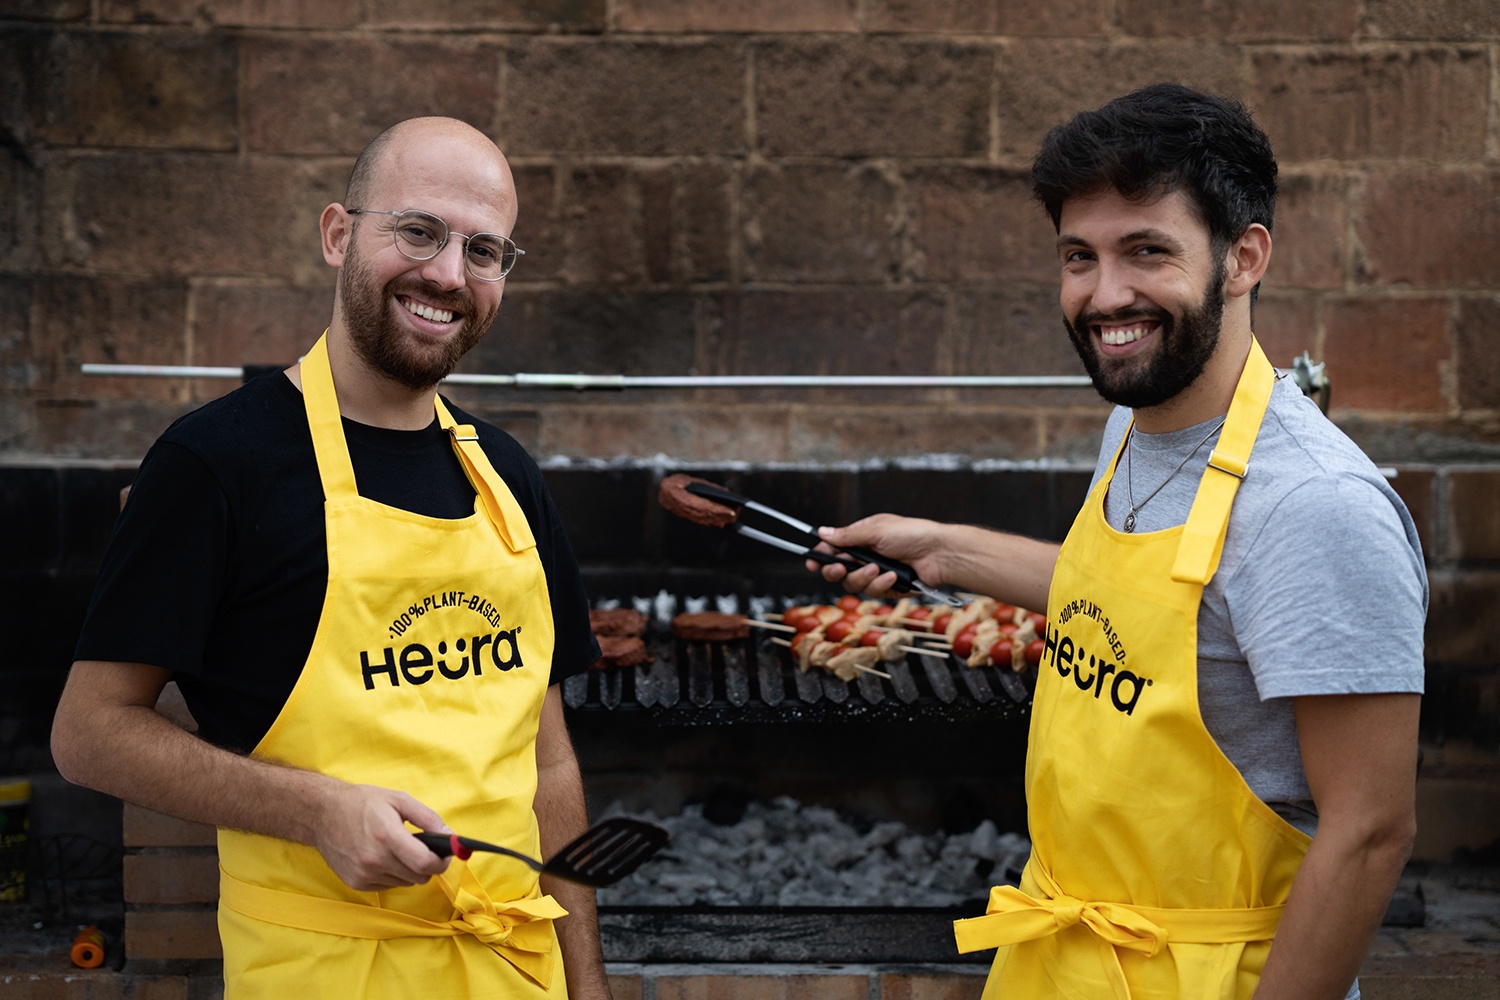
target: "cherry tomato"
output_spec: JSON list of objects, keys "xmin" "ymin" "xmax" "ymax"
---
[
  {"xmin": 991, "ymin": 602, "xmax": 1016, "ymax": 622},
  {"xmin": 875, "ymin": 604, "xmax": 895, "ymax": 616},
  {"xmin": 781, "ymin": 607, "xmax": 811, "ymax": 627},
  {"xmin": 931, "ymin": 613, "xmax": 953, "ymax": 636},
  {"xmin": 791, "ymin": 633, "xmax": 810, "ymax": 654},
  {"xmin": 953, "ymin": 622, "xmax": 981, "ymax": 658},
  {"xmin": 860, "ymin": 629, "xmax": 884, "ymax": 647},
  {"xmin": 988, "ymin": 639, "xmax": 1014, "ymax": 665},
  {"xmin": 825, "ymin": 619, "xmax": 855, "ymax": 642},
  {"xmin": 998, "ymin": 622, "xmax": 1019, "ymax": 638},
  {"xmin": 908, "ymin": 607, "xmax": 933, "ymax": 624},
  {"xmin": 836, "ymin": 594, "xmax": 862, "ymax": 611},
  {"xmin": 795, "ymin": 615, "xmax": 824, "ymax": 634},
  {"xmin": 1028, "ymin": 613, "xmax": 1047, "ymax": 634},
  {"xmin": 1025, "ymin": 639, "xmax": 1045, "ymax": 666}
]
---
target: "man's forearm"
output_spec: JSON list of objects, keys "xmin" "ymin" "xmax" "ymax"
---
[
  {"xmin": 938, "ymin": 524, "xmax": 1060, "ymax": 612},
  {"xmin": 1252, "ymin": 822, "xmax": 1411, "ymax": 999}
]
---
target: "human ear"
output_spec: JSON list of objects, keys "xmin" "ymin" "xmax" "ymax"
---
[
  {"xmin": 320, "ymin": 204, "xmax": 352, "ymax": 268},
  {"xmin": 1224, "ymin": 223, "xmax": 1271, "ymax": 299}
]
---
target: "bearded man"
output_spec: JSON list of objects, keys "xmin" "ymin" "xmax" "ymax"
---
[
  {"xmin": 53, "ymin": 118, "xmax": 611, "ymax": 1000},
  {"xmin": 813, "ymin": 84, "xmax": 1426, "ymax": 1000}
]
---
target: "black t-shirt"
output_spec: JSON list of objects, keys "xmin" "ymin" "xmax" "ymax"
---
[{"xmin": 73, "ymin": 372, "xmax": 599, "ymax": 753}]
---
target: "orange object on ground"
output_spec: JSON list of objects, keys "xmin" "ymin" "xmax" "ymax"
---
[{"xmin": 70, "ymin": 925, "xmax": 105, "ymax": 968}]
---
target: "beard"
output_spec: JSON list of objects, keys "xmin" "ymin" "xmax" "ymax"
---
[
  {"xmin": 336, "ymin": 238, "xmax": 498, "ymax": 392},
  {"xmin": 1065, "ymin": 257, "xmax": 1227, "ymax": 410}
]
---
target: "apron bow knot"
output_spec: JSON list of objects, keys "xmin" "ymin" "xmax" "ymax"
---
[
  {"xmin": 438, "ymin": 860, "xmax": 567, "ymax": 985},
  {"xmin": 955, "ymin": 884, "xmax": 1166, "ymax": 957}
]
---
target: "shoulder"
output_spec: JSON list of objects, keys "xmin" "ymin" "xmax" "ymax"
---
[{"xmin": 159, "ymin": 373, "xmax": 309, "ymax": 467}]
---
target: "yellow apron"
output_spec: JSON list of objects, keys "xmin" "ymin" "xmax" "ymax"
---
[
  {"xmin": 955, "ymin": 338, "xmax": 1312, "ymax": 999},
  {"xmin": 217, "ymin": 333, "xmax": 569, "ymax": 1000}
]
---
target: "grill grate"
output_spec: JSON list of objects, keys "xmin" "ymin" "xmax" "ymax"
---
[{"xmin": 563, "ymin": 633, "xmax": 1033, "ymax": 725}]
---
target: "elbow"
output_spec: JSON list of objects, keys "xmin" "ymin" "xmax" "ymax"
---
[{"xmin": 50, "ymin": 707, "xmax": 89, "ymax": 788}]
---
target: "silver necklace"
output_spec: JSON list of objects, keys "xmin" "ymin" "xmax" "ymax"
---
[{"xmin": 1122, "ymin": 418, "xmax": 1228, "ymax": 532}]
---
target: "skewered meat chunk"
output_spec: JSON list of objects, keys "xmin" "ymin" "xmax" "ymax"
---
[{"xmin": 658, "ymin": 473, "xmax": 737, "ymax": 528}]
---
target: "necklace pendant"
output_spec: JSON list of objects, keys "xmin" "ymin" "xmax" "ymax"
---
[{"xmin": 1123, "ymin": 511, "xmax": 1137, "ymax": 533}]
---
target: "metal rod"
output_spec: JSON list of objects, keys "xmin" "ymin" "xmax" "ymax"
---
[{"xmin": 80, "ymin": 363, "xmax": 1093, "ymax": 390}]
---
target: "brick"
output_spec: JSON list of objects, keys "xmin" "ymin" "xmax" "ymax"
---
[
  {"xmin": 741, "ymin": 163, "xmax": 897, "ymax": 283},
  {"xmin": 509, "ymin": 165, "xmax": 560, "ymax": 282},
  {"xmin": 879, "ymin": 968, "xmax": 988, "ymax": 1000},
  {"xmin": 948, "ymin": 284, "xmax": 1100, "ymax": 412},
  {"xmin": 1447, "ymin": 470, "xmax": 1500, "ymax": 563},
  {"xmin": 124, "ymin": 805, "xmax": 216, "ymax": 848},
  {"xmin": 1120, "ymin": 0, "xmax": 1357, "ymax": 40},
  {"xmin": 995, "ymin": 40, "xmax": 1249, "ymax": 160},
  {"xmin": 1413, "ymin": 775, "xmax": 1500, "ymax": 862},
  {"xmin": 33, "ymin": 30, "xmax": 236, "ymax": 150},
  {"xmin": 459, "ymin": 288, "xmax": 698, "ymax": 380},
  {"xmin": 865, "ymin": 0, "xmax": 1110, "ymax": 36},
  {"xmin": 1250, "ymin": 293, "xmax": 1320, "ymax": 373},
  {"xmin": 1250, "ymin": 49, "xmax": 1489, "ymax": 163},
  {"xmin": 606, "ymin": 971, "xmax": 643, "ymax": 1000},
  {"xmin": 1365, "ymin": 0, "xmax": 1500, "ymax": 39},
  {"xmin": 1273, "ymin": 174, "xmax": 1348, "ymax": 291},
  {"xmin": 22, "ymin": 399, "xmax": 190, "ymax": 460},
  {"xmin": 3, "ymin": 0, "xmax": 88, "ymax": 20},
  {"xmin": 54, "ymin": 155, "xmax": 341, "ymax": 282},
  {"xmin": 1425, "ymin": 569, "xmax": 1500, "ymax": 665},
  {"xmin": 188, "ymin": 281, "xmax": 332, "ymax": 403},
  {"xmin": 31, "ymin": 276, "xmax": 189, "ymax": 403},
  {"xmin": 635, "ymin": 161, "xmax": 733, "ymax": 285},
  {"xmin": 0, "ymin": 276, "xmax": 36, "ymax": 395},
  {"xmin": 1387, "ymin": 467, "xmax": 1436, "ymax": 565},
  {"xmin": 1321, "ymin": 297, "xmax": 1450, "ymax": 412},
  {"xmin": 503, "ymin": 41, "xmax": 744, "ymax": 156},
  {"xmin": 616, "ymin": 0, "xmax": 856, "ymax": 32},
  {"xmin": 560, "ymin": 165, "xmax": 646, "ymax": 285},
  {"xmin": 244, "ymin": 37, "xmax": 500, "ymax": 155},
  {"xmin": 790, "ymin": 406, "xmax": 1047, "ymax": 463},
  {"xmin": 1455, "ymin": 297, "xmax": 1500, "ymax": 410},
  {"xmin": 705, "ymin": 290, "xmax": 949, "ymax": 409},
  {"xmin": 103, "ymin": 0, "xmax": 362, "ymax": 27},
  {"xmin": 654, "ymin": 972, "xmax": 870, "ymax": 1000},
  {"xmin": 756, "ymin": 40, "xmax": 991, "ymax": 158},
  {"xmin": 537, "ymin": 404, "xmax": 793, "ymax": 462},
  {"xmin": 0, "ymin": 145, "xmax": 42, "ymax": 274},
  {"xmin": 1359, "ymin": 171, "xmax": 1500, "ymax": 289},
  {"xmin": 908, "ymin": 167, "xmax": 1059, "ymax": 285},
  {"xmin": 126, "ymin": 908, "xmax": 222, "ymax": 960},
  {"xmin": 125, "ymin": 854, "xmax": 220, "ymax": 904},
  {"xmin": 368, "ymin": 0, "xmax": 605, "ymax": 30}
]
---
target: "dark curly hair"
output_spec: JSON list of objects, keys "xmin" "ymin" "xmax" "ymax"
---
[{"xmin": 1032, "ymin": 83, "xmax": 1277, "ymax": 249}]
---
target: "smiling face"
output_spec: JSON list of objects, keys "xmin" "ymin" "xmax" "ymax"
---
[
  {"xmin": 1057, "ymin": 187, "xmax": 1232, "ymax": 415},
  {"xmin": 329, "ymin": 121, "xmax": 517, "ymax": 392}
]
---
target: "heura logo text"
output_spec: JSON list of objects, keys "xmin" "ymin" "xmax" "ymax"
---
[
  {"xmin": 360, "ymin": 627, "xmax": 524, "ymax": 689},
  {"xmin": 1040, "ymin": 624, "xmax": 1152, "ymax": 715}
]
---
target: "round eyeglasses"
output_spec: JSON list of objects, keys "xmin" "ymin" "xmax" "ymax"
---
[{"xmin": 347, "ymin": 208, "xmax": 524, "ymax": 281}]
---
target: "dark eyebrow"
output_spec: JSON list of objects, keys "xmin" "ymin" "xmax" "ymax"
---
[{"xmin": 1057, "ymin": 228, "xmax": 1184, "ymax": 254}]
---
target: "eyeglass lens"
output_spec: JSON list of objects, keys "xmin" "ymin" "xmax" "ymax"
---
[{"xmin": 391, "ymin": 211, "xmax": 518, "ymax": 279}]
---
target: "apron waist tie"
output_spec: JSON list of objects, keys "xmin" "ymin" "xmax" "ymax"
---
[
  {"xmin": 953, "ymin": 867, "xmax": 1284, "ymax": 1000},
  {"xmin": 220, "ymin": 861, "xmax": 568, "ymax": 988}
]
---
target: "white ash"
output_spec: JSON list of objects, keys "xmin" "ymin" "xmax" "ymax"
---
[{"xmin": 597, "ymin": 796, "xmax": 1031, "ymax": 908}]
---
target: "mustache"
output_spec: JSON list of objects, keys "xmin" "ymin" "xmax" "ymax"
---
[
  {"xmin": 1073, "ymin": 307, "xmax": 1170, "ymax": 329},
  {"xmin": 390, "ymin": 280, "xmax": 472, "ymax": 317}
]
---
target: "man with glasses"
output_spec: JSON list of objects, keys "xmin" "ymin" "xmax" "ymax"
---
[{"xmin": 53, "ymin": 118, "xmax": 611, "ymax": 999}]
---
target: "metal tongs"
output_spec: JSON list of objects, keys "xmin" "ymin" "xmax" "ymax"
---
[
  {"xmin": 414, "ymin": 816, "xmax": 669, "ymax": 888},
  {"xmin": 684, "ymin": 481, "xmax": 965, "ymax": 607}
]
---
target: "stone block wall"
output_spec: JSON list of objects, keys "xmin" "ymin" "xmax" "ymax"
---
[{"xmin": 0, "ymin": 1, "xmax": 1496, "ymax": 465}]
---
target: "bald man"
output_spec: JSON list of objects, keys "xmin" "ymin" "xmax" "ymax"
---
[{"xmin": 53, "ymin": 118, "xmax": 610, "ymax": 999}]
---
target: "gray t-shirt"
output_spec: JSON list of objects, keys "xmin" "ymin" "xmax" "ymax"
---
[{"xmin": 1089, "ymin": 374, "xmax": 1428, "ymax": 835}]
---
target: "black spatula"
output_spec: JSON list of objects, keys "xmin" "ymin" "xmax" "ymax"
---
[{"xmin": 414, "ymin": 816, "xmax": 669, "ymax": 888}]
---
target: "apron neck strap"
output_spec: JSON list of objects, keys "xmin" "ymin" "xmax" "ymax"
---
[
  {"xmin": 1170, "ymin": 336, "xmax": 1275, "ymax": 585},
  {"xmin": 301, "ymin": 332, "xmax": 364, "ymax": 501},
  {"xmin": 434, "ymin": 398, "xmax": 537, "ymax": 554}
]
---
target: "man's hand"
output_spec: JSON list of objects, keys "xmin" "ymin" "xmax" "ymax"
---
[
  {"xmin": 811, "ymin": 514, "xmax": 950, "ymax": 598},
  {"xmin": 311, "ymin": 782, "xmax": 452, "ymax": 891}
]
